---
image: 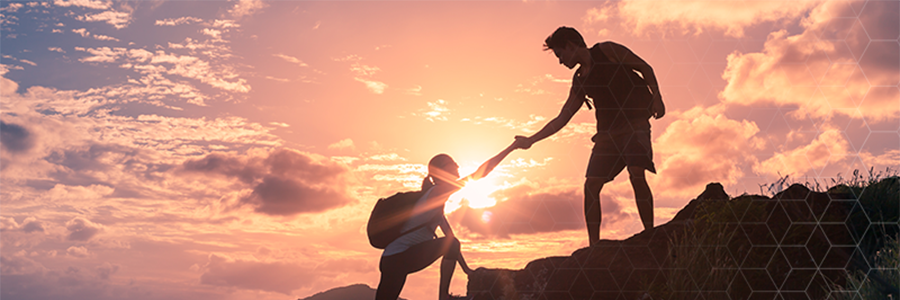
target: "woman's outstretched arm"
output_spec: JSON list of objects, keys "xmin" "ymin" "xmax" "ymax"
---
[{"xmin": 460, "ymin": 140, "xmax": 518, "ymax": 183}]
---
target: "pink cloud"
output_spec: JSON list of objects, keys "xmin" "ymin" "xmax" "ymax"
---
[
  {"xmin": 654, "ymin": 110, "xmax": 765, "ymax": 196},
  {"xmin": 181, "ymin": 149, "xmax": 357, "ymax": 216},
  {"xmin": 200, "ymin": 254, "xmax": 314, "ymax": 294},
  {"xmin": 1, "ymin": 121, "xmax": 35, "ymax": 153},
  {"xmin": 229, "ymin": 0, "xmax": 268, "ymax": 19},
  {"xmin": 66, "ymin": 246, "xmax": 90, "ymax": 258},
  {"xmin": 616, "ymin": 0, "xmax": 822, "ymax": 37},
  {"xmin": 65, "ymin": 217, "xmax": 102, "ymax": 241},
  {"xmin": 450, "ymin": 188, "xmax": 585, "ymax": 238},
  {"xmin": 755, "ymin": 127, "xmax": 850, "ymax": 177},
  {"xmin": 448, "ymin": 183, "xmax": 635, "ymax": 239},
  {"xmin": 719, "ymin": 0, "xmax": 900, "ymax": 122}
]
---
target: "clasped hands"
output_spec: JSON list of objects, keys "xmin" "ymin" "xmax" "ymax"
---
[{"xmin": 512, "ymin": 135, "xmax": 533, "ymax": 150}]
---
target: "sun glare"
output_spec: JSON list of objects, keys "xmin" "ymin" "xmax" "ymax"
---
[{"xmin": 444, "ymin": 164, "xmax": 507, "ymax": 214}]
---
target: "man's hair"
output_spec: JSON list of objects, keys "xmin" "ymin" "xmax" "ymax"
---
[{"xmin": 544, "ymin": 26, "xmax": 586, "ymax": 51}]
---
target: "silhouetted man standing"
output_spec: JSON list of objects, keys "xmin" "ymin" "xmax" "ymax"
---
[{"xmin": 515, "ymin": 26, "xmax": 665, "ymax": 246}]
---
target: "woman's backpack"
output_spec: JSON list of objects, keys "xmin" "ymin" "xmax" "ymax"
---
[{"xmin": 366, "ymin": 190, "xmax": 438, "ymax": 249}]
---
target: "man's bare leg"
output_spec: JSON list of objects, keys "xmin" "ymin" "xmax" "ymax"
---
[
  {"xmin": 584, "ymin": 177, "xmax": 606, "ymax": 246},
  {"xmin": 627, "ymin": 166, "xmax": 654, "ymax": 231}
]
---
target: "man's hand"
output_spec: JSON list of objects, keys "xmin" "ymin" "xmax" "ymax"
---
[
  {"xmin": 650, "ymin": 94, "xmax": 665, "ymax": 119},
  {"xmin": 514, "ymin": 136, "xmax": 534, "ymax": 150}
]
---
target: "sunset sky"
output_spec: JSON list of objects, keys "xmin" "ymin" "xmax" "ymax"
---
[{"xmin": 1, "ymin": 0, "xmax": 898, "ymax": 299}]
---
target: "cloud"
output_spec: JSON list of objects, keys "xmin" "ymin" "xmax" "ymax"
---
[
  {"xmin": 0, "ymin": 216, "xmax": 45, "ymax": 233},
  {"xmin": 229, "ymin": 0, "xmax": 267, "ymax": 19},
  {"xmin": 66, "ymin": 246, "xmax": 90, "ymax": 257},
  {"xmin": 450, "ymin": 188, "xmax": 585, "ymax": 238},
  {"xmin": 181, "ymin": 149, "xmax": 356, "ymax": 216},
  {"xmin": 367, "ymin": 153, "xmax": 406, "ymax": 162},
  {"xmin": 66, "ymin": 217, "xmax": 102, "ymax": 241},
  {"xmin": 77, "ymin": 10, "xmax": 132, "ymax": 29},
  {"xmin": 245, "ymin": 177, "xmax": 352, "ymax": 216},
  {"xmin": 327, "ymin": 138, "xmax": 354, "ymax": 150},
  {"xmin": 754, "ymin": 127, "xmax": 850, "ymax": 177},
  {"xmin": 53, "ymin": 0, "xmax": 110, "ymax": 10},
  {"xmin": 418, "ymin": 99, "xmax": 449, "ymax": 122},
  {"xmin": 155, "ymin": 16, "xmax": 204, "ymax": 26},
  {"xmin": 350, "ymin": 63, "xmax": 380, "ymax": 77},
  {"xmin": 616, "ymin": 0, "xmax": 822, "ymax": 37},
  {"xmin": 719, "ymin": 0, "xmax": 900, "ymax": 122},
  {"xmin": 95, "ymin": 262, "xmax": 119, "ymax": 280},
  {"xmin": 201, "ymin": 28, "xmax": 222, "ymax": 39},
  {"xmin": 354, "ymin": 78, "xmax": 387, "ymax": 94},
  {"xmin": 0, "ymin": 252, "xmax": 206, "ymax": 299},
  {"xmin": 274, "ymin": 53, "xmax": 308, "ymax": 67},
  {"xmin": 0, "ymin": 217, "xmax": 17, "ymax": 231},
  {"xmin": 72, "ymin": 28, "xmax": 90, "ymax": 37},
  {"xmin": 654, "ymin": 110, "xmax": 765, "ymax": 196},
  {"xmin": 0, "ymin": 56, "xmax": 34, "ymax": 67},
  {"xmin": 405, "ymin": 85, "xmax": 423, "ymax": 96},
  {"xmin": 21, "ymin": 218, "xmax": 45, "ymax": 233},
  {"xmin": 1, "ymin": 254, "xmax": 46, "ymax": 276},
  {"xmin": 74, "ymin": 46, "xmax": 251, "ymax": 93},
  {"xmin": 1, "ymin": 2, "xmax": 23, "ymax": 13},
  {"xmin": 72, "ymin": 28, "xmax": 122, "ymax": 42},
  {"xmin": 200, "ymin": 254, "xmax": 313, "ymax": 294},
  {"xmin": 1, "ymin": 121, "xmax": 35, "ymax": 153},
  {"xmin": 314, "ymin": 257, "xmax": 372, "ymax": 274},
  {"xmin": 356, "ymin": 162, "xmax": 427, "ymax": 192},
  {"xmin": 515, "ymin": 74, "xmax": 569, "ymax": 95},
  {"xmin": 48, "ymin": 47, "xmax": 66, "ymax": 53},
  {"xmin": 92, "ymin": 34, "xmax": 118, "ymax": 41},
  {"xmin": 345, "ymin": 61, "xmax": 387, "ymax": 93}
]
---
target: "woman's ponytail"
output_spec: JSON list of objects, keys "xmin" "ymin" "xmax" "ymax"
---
[{"xmin": 421, "ymin": 174, "xmax": 434, "ymax": 191}]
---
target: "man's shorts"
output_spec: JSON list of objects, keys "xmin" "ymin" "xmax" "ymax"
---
[{"xmin": 586, "ymin": 129, "xmax": 656, "ymax": 182}]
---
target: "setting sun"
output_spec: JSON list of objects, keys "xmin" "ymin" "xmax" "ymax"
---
[{"xmin": 445, "ymin": 165, "xmax": 510, "ymax": 213}]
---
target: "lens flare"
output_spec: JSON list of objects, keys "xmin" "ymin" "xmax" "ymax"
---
[
  {"xmin": 481, "ymin": 211, "xmax": 493, "ymax": 223},
  {"xmin": 443, "ymin": 164, "xmax": 510, "ymax": 214}
]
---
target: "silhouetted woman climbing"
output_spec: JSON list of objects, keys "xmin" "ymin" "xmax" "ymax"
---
[{"xmin": 375, "ymin": 140, "xmax": 519, "ymax": 300}]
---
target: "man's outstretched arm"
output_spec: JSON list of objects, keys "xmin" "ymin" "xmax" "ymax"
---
[{"xmin": 516, "ymin": 84, "xmax": 585, "ymax": 149}]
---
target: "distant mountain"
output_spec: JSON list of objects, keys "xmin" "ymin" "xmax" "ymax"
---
[{"xmin": 299, "ymin": 283, "xmax": 407, "ymax": 300}]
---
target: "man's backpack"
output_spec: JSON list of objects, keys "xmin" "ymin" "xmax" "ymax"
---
[{"xmin": 366, "ymin": 190, "xmax": 439, "ymax": 249}]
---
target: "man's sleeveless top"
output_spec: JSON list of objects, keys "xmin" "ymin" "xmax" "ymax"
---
[{"xmin": 575, "ymin": 43, "xmax": 653, "ymax": 132}]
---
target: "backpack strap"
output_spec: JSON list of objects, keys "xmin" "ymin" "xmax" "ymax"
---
[{"xmin": 397, "ymin": 187, "xmax": 440, "ymax": 237}]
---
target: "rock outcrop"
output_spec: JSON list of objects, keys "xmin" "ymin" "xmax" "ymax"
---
[{"xmin": 466, "ymin": 182, "xmax": 868, "ymax": 300}]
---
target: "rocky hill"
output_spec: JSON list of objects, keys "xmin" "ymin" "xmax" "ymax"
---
[
  {"xmin": 467, "ymin": 178, "xmax": 899, "ymax": 300},
  {"xmin": 298, "ymin": 283, "xmax": 407, "ymax": 300}
]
